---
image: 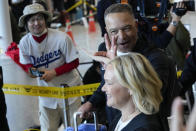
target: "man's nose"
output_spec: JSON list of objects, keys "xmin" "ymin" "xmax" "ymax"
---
[
  {"xmin": 34, "ymin": 20, "xmax": 39, "ymax": 25},
  {"xmin": 117, "ymin": 30, "xmax": 126, "ymax": 40}
]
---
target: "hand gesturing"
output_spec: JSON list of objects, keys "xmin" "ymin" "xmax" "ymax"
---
[{"xmin": 94, "ymin": 33, "xmax": 117, "ymax": 61}]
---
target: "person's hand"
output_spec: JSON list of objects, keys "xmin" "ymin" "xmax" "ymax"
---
[
  {"xmin": 40, "ymin": 69, "xmax": 56, "ymax": 82},
  {"xmin": 186, "ymin": 99, "xmax": 196, "ymax": 131},
  {"xmin": 94, "ymin": 33, "xmax": 117, "ymax": 60},
  {"xmin": 171, "ymin": 1, "xmax": 187, "ymax": 21},
  {"xmin": 167, "ymin": 2, "xmax": 186, "ymax": 35},
  {"xmin": 170, "ymin": 97, "xmax": 185, "ymax": 131},
  {"xmin": 78, "ymin": 101, "xmax": 93, "ymax": 118},
  {"xmin": 105, "ymin": 33, "xmax": 118, "ymax": 59},
  {"xmin": 171, "ymin": 97, "xmax": 196, "ymax": 131}
]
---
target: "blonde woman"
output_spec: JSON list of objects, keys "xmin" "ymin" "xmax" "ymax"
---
[{"xmin": 102, "ymin": 53, "xmax": 165, "ymax": 131}]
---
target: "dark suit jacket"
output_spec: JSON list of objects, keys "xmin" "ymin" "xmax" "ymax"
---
[
  {"xmin": 0, "ymin": 66, "xmax": 10, "ymax": 131},
  {"xmin": 109, "ymin": 113, "xmax": 165, "ymax": 131},
  {"xmin": 180, "ymin": 38, "xmax": 196, "ymax": 93},
  {"xmin": 88, "ymin": 35, "xmax": 177, "ymax": 131}
]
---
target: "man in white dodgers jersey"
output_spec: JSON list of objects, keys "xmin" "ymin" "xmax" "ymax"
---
[{"xmin": 18, "ymin": 3, "xmax": 82, "ymax": 131}]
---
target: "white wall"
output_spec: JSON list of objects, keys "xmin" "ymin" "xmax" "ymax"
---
[{"xmin": 181, "ymin": 11, "xmax": 196, "ymax": 45}]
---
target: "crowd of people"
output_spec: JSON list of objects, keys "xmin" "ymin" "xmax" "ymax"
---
[{"xmin": 1, "ymin": 0, "xmax": 196, "ymax": 131}]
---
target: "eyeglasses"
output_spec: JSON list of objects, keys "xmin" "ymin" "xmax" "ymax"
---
[{"xmin": 28, "ymin": 15, "xmax": 45, "ymax": 24}]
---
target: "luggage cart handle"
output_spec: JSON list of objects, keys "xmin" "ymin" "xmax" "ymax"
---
[{"xmin": 73, "ymin": 112, "xmax": 98, "ymax": 131}]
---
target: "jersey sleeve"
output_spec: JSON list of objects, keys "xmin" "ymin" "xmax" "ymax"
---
[
  {"xmin": 63, "ymin": 35, "xmax": 79, "ymax": 63},
  {"xmin": 18, "ymin": 39, "xmax": 32, "ymax": 64}
]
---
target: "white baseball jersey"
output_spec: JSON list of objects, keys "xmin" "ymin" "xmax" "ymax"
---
[{"xmin": 19, "ymin": 28, "xmax": 82, "ymax": 109}]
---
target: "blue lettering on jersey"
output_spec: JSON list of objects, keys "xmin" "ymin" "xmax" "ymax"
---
[{"xmin": 30, "ymin": 49, "xmax": 62, "ymax": 68}]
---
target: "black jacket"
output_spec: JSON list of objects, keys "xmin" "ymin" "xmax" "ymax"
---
[
  {"xmin": 180, "ymin": 38, "xmax": 196, "ymax": 93},
  {"xmin": 89, "ymin": 34, "xmax": 177, "ymax": 112},
  {"xmin": 88, "ymin": 35, "xmax": 177, "ymax": 129},
  {"xmin": 109, "ymin": 113, "xmax": 165, "ymax": 131},
  {"xmin": 139, "ymin": 23, "xmax": 173, "ymax": 49},
  {"xmin": 0, "ymin": 66, "xmax": 10, "ymax": 131},
  {"xmin": 97, "ymin": 0, "xmax": 173, "ymax": 48}
]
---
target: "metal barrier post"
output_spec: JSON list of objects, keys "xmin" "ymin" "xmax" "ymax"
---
[
  {"xmin": 61, "ymin": 84, "xmax": 71, "ymax": 128},
  {"xmin": 83, "ymin": 0, "xmax": 88, "ymax": 16}
]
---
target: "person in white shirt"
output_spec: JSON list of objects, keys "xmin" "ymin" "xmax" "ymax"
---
[{"xmin": 18, "ymin": 3, "xmax": 82, "ymax": 131}]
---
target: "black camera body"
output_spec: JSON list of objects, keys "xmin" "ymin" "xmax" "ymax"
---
[
  {"xmin": 173, "ymin": 1, "xmax": 195, "ymax": 16},
  {"xmin": 174, "ymin": 1, "xmax": 195, "ymax": 11}
]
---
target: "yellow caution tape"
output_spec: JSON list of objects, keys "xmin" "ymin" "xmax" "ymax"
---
[
  {"xmin": 84, "ymin": 1, "xmax": 97, "ymax": 11},
  {"xmin": 65, "ymin": 0, "xmax": 96, "ymax": 13},
  {"xmin": 3, "ymin": 83, "xmax": 100, "ymax": 99},
  {"xmin": 24, "ymin": 129, "xmax": 40, "ymax": 131},
  {"xmin": 65, "ymin": 0, "xmax": 83, "ymax": 13},
  {"xmin": 177, "ymin": 70, "xmax": 182, "ymax": 79}
]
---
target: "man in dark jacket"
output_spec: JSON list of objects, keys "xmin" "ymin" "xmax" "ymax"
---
[
  {"xmin": 0, "ymin": 66, "xmax": 10, "ymax": 131},
  {"xmin": 180, "ymin": 38, "xmax": 196, "ymax": 94},
  {"xmin": 97, "ymin": 0, "xmax": 185, "ymax": 49},
  {"xmin": 79, "ymin": 3, "xmax": 178, "ymax": 130}
]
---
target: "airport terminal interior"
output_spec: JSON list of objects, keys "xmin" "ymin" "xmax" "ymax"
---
[{"xmin": 0, "ymin": 0, "xmax": 196, "ymax": 131}]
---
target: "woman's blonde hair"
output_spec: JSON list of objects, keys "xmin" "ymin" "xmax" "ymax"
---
[{"xmin": 109, "ymin": 53, "xmax": 163, "ymax": 114}]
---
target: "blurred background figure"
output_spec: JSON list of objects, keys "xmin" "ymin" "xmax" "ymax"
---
[
  {"xmin": 82, "ymin": 60, "xmax": 102, "ymax": 105},
  {"xmin": 83, "ymin": 60, "xmax": 101, "ymax": 86},
  {"xmin": 171, "ymin": 97, "xmax": 196, "ymax": 131},
  {"xmin": 82, "ymin": 60, "xmax": 107, "ymax": 125},
  {"xmin": 180, "ymin": 38, "xmax": 196, "ymax": 95}
]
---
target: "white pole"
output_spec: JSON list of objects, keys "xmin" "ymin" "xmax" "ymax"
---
[
  {"xmin": 83, "ymin": 0, "xmax": 87, "ymax": 16},
  {"xmin": 0, "ymin": 0, "xmax": 13, "ymax": 54},
  {"xmin": 0, "ymin": 1, "xmax": 40, "ymax": 131},
  {"xmin": 95, "ymin": 0, "xmax": 98, "ymax": 7}
]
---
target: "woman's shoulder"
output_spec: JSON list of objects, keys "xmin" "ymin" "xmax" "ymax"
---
[
  {"xmin": 108, "ymin": 113, "xmax": 121, "ymax": 131},
  {"xmin": 123, "ymin": 113, "xmax": 165, "ymax": 131}
]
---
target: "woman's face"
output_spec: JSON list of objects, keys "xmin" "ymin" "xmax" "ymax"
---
[{"xmin": 102, "ymin": 64, "xmax": 131, "ymax": 109}]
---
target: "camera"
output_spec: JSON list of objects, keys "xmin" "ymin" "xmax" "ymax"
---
[
  {"xmin": 29, "ymin": 68, "xmax": 44, "ymax": 77},
  {"xmin": 172, "ymin": 0, "xmax": 195, "ymax": 16},
  {"xmin": 173, "ymin": 0, "xmax": 195, "ymax": 11}
]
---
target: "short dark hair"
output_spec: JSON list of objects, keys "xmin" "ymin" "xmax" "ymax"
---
[{"xmin": 104, "ymin": 3, "xmax": 134, "ymax": 19}]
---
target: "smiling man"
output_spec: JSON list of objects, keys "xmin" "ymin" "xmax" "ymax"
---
[
  {"xmin": 105, "ymin": 11, "xmax": 137, "ymax": 53},
  {"xmin": 78, "ymin": 3, "xmax": 179, "ymax": 130},
  {"xmin": 18, "ymin": 3, "xmax": 82, "ymax": 131}
]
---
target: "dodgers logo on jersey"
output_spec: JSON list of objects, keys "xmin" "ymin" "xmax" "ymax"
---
[{"xmin": 30, "ymin": 49, "xmax": 62, "ymax": 68}]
